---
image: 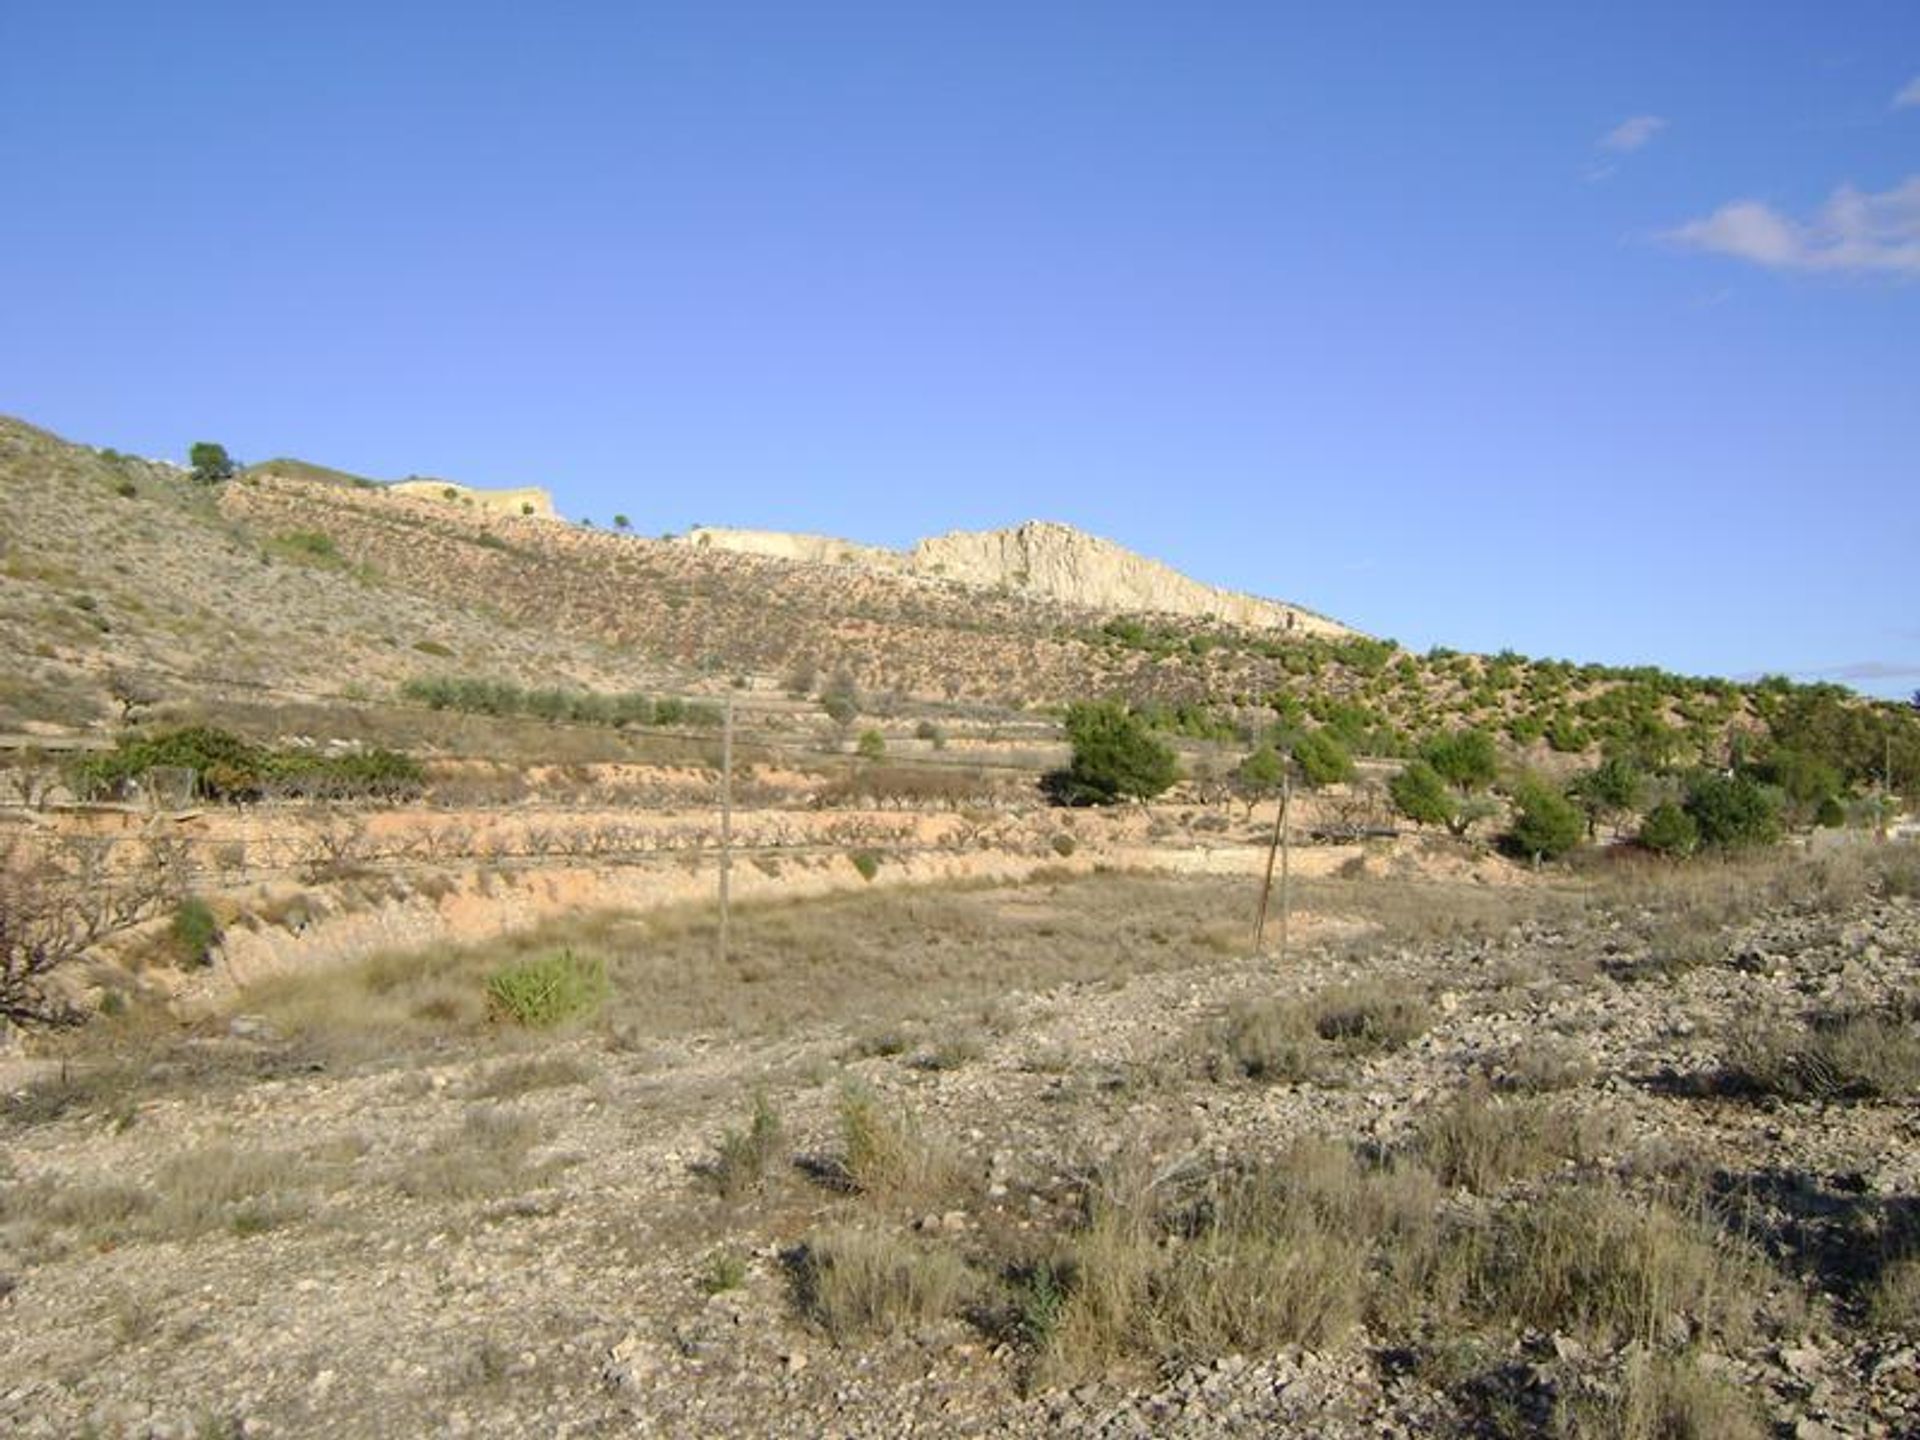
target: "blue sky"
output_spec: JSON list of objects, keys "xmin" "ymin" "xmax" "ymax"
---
[{"xmin": 3, "ymin": 3, "xmax": 1916, "ymax": 696}]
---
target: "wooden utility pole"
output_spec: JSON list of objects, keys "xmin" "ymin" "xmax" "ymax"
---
[
  {"xmin": 718, "ymin": 693, "xmax": 733, "ymax": 965},
  {"xmin": 1253, "ymin": 754, "xmax": 1292, "ymax": 960}
]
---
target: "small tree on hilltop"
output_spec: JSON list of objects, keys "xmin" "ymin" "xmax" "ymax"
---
[
  {"xmin": 189, "ymin": 441, "xmax": 236, "ymax": 486},
  {"xmin": 1048, "ymin": 701, "xmax": 1177, "ymax": 805}
]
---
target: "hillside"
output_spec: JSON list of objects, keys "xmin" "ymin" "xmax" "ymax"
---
[
  {"xmin": 0, "ymin": 420, "xmax": 644, "ymax": 735},
  {"xmin": 6, "ymin": 414, "xmax": 1918, "ymax": 804},
  {"xmin": 4, "ymin": 415, "xmax": 1919, "ymax": 1440}
]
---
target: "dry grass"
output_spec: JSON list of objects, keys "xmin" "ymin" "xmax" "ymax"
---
[
  {"xmin": 246, "ymin": 872, "xmax": 1291, "ymax": 1060},
  {"xmin": 392, "ymin": 1106, "xmax": 551, "ymax": 1201},
  {"xmin": 1871, "ymin": 1253, "xmax": 1920, "ymax": 1333},
  {"xmin": 1416, "ymin": 1080, "xmax": 1610, "ymax": 1193},
  {"xmin": 707, "ymin": 1092, "xmax": 786, "ymax": 1200},
  {"xmin": 469, "ymin": 1053, "xmax": 596, "ymax": 1099},
  {"xmin": 835, "ymin": 1085, "xmax": 965, "ymax": 1205},
  {"xmin": 1217, "ymin": 979, "xmax": 1431, "ymax": 1083},
  {"xmin": 1, "ymin": 1143, "xmax": 312, "ymax": 1251},
  {"xmin": 1468, "ymin": 1183, "xmax": 1776, "ymax": 1349},
  {"xmin": 1499, "ymin": 1035, "xmax": 1597, "ymax": 1093},
  {"xmin": 1033, "ymin": 1138, "xmax": 1443, "ymax": 1382},
  {"xmin": 793, "ymin": 1225, "xmax": 975, "ymax": 1340},
  {"xmin": 1558, "ymin": 1350, "xmax": 1767, "ymax": 1440},
  {"xmin": 150, "ymin": 1144, "xmax": 310, "ymax": 1237},
  {"xmin": 1722, "ymin": 996, "xmax": 1920, "ymax": 1102}
]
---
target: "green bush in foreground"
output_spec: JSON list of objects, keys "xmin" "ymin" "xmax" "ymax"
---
[
  {"xmin": 1638, "ymin": 802, "xmax": 1699, "ymax": 857},
  {"xmin": 1049, "ymin": 700, "xmax": 1178, "ymax": 805},
  {"xmin": 1505, "ymin": 777, "xmax": 1584, "ymax": 862},
  {"xmin": 170, "ymin": 897, "xmax": 219, "ymax": 968},
  {"xmin": 485, "ymin": 950, "xmax": 609, "ymax": 1027}
]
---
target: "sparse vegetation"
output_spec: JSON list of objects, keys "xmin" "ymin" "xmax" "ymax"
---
[
  {"xmin": 836, "ymin": 1084, "xmax": 961, "ymax": 1202},
  {"xmin": 794, "ymin": 1225, "xmax": 974, "ymax": 1340},
  {"xmin": 169, "ymin": 896, "xmax": 219, "ymax": 968},
  {"xmin": 1219, "ymin": 980, "xmax": 1431, "ymax": 1082},
  {"xmin": 398, "ymin": 675, "xmax": 718, "ymax": 729},
  {"xmin": 2, "ymin": 414, "xmax": 1917, "ymax": 1435},
  {"xmin": 484, "ymin": 950, "xmax": 609, "ymax": 1028},
  {"xmin": 709, "ymin": 1092, "xmax": 785, "ymax": 1199}
]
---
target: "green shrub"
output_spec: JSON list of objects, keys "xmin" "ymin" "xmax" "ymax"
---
[
  {"xmin": 1389, "ymin": 760, "xmax": 1454, "ymax": 831},
  {"xmin": 1048, "ymin": 701, "xmax": 1177, "ymax": 805},
  {"xmin": 397, "ymin": 676, "xmax": 705, "ymax": 730},
  {"xmin": 1638, "ymin": 802, "xmax": 1699, "ymax": 857},
  {"xmin": 67, "ymin": 727, "xmax": 424, "ymax": 805},
  {"xmin": 484, "ymin": 950, "xmax": 608, "ymax": 1027},
  {"xmin": 1684, "ymin": 772, "xmax": 1782, "ymax": 851},
  {"xmin": 702, "ymin": 1249, "xmax": 749, "ymax": 1294},
  {"xmin": 1505, "ymin": 777, "xmax": 1584, "ymax": 861},
  {"xmin": 189, "ymin": 441, "xmax": 235, "ymax": 485},
  {"xmin": 1421, "ymin": 729, "xmax": 1499, "ymax": 792},
  {"xmin": 1293, "ymin": 728, "xmax": 1355, "ymax": 788},
  {"xmin": 170, "ymin": 897, "xmax": 219, "ymax": 968},
  {"xmin": 850, "ymin": 850, "xmax": 881, "ymax": 881}
]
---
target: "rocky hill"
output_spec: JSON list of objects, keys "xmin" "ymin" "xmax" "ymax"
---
[
  {"xmin": 388, "ymin": 479, "xmax": 556, "ymax": 518},
  {"xmin": 6, "ymin": 413, "xmax": 1915, "ymax": 801},
  {"xmin": 682, "ymin": 520, "xmax": 1353, "ymax": 636}
]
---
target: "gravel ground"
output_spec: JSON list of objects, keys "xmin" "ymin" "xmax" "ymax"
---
[{"xmin": 3, "ymin": 863, "xmax": 1917, "ymax": 1438}]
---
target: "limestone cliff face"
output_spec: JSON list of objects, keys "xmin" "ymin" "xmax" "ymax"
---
[
  {"xmin": 679, "ymin": 527, "xmax": 904, "ymax": 571},
  {"xmin": 681, "ymin": 520, "xmax": 1353, "ymax": 635},
  {"xmin": 910, "ymin": 521, "xmax": 1349, "ymax": 634}
]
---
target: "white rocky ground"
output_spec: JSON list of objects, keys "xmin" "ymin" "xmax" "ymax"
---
[{"xmin": 2, "ymin": 861, "xmax": 1916, "ymax": 1438}]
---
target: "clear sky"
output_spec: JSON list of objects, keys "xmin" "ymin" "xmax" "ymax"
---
[{"xmin": 3, "ymin": 3, "xmax": 1915, "ymax": 696}]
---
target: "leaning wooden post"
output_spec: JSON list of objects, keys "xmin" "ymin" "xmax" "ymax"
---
[
  {"xmin": 1278, "ymin": 764, "xmax": 1292, "ymax": 966},
  {"xmin": 1253, "ymin": 750, "xmax": 1292, "ymax": 955}
]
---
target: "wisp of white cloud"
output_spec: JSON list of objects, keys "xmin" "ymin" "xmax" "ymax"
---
[
  {"xmin": 1600, "ymin": 115, "xmax": 1667, "ymax": 152},
  {"xmin": 1895, "ymin": 75, "xmax": 1920, "ymax": 109},
  {"xmin": 1814, "ymin": 660, "xmax": 1920, "ymax": 683},
  {"xmin": 1668, "ymin": 175, "xmax": 1920, "ymax": 274}
]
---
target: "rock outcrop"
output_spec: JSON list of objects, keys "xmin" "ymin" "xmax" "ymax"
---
[
  {"xmin": 681, "ymin": 519, "xmax": 1353, "ymax": 635},
  {"xmin": 389, "ymin": 479, "xmax": 556, "ymax": 518},
  {"xmin": 912, "ymin": 520, "xmax": 1349, "ymax": 634}
]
